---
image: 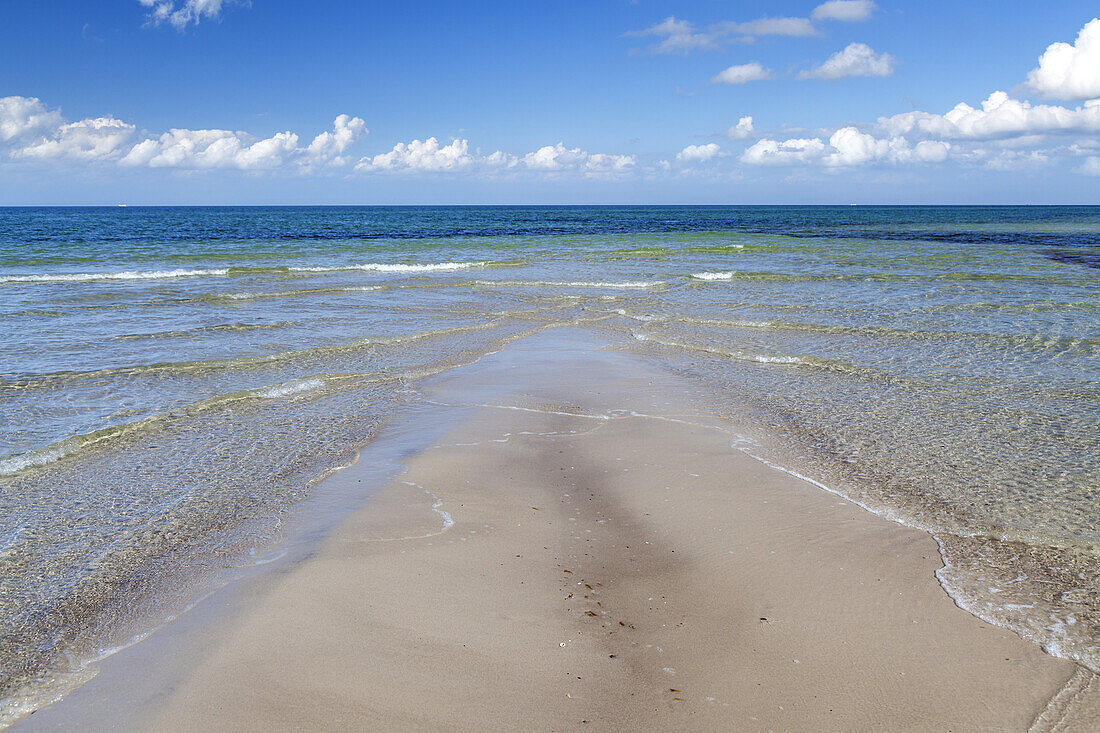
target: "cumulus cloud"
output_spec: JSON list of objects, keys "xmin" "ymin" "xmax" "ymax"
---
[
  {"xmin": 676, "ymin": 143, "xmax": 721, "ymax": 163},
  {"xmin": 627, "ymin": 14, "xmax": 814, "ymax": 54},
  {"xmin": 879, "ymin": 91, "xmax": 1100, "ymax": 140},
  {"xmin": 1024, "ymin": 18, "xmax": 1100, "ymax": 101},
  {"xmin": 356, "ymin": 137, "xmax": 476, "ymax": 172},
  {"xmin": 522, "ymin": 143, "xmax": 589, "ymax": 171},
  {"xmin": 908, "ymin": 140, "xmax": 952, "ymax": 163},
  {"xmin": 800, "ymin": 42, "xmax": 894, "ymax": 79},
  {"xmin": 121, "ymin": 128, "xmax": 300, "ymax": 169},
  {"xmin": 520, "ymin": 143, "xmax": 635, "ymax": 174},
  {"xmin": 0, "ymin": 96, "xmax": 63, "ymax": 144},
  {"xmin": 826, "ymin": 128, "xmax": 951, "ymax": 166},
  {"xmin": 0, "ymin": 96, "xmax": 641, "ymax": 180},
  {"xmin": 742, "ymin": 128, "xmax": 951, "ymax": 168},
  {"xmin": 712, "ymin": 63, "xmax": 772, "ymax": 85},
  {"xmin": 139, "ymin": 0, "xmax": 239, "ymax": 30},
  {"xmin": 307, "ymin": 114, "xmax": 368, "ymax": 162},
  {"xmin": 728, "ymin": 116, "xmax": 755, "ymax": 139},
  {"xmin": 349, "ymin": 140, "xmax": 632, "ymax": 176},
  {"xmin": 741, "ymin": 138, "xmax": 827, "ymax": 165},
  {"xmin": 21, "ymin": 117, "xmax": 138, "ymax": 161},
  {"xmin": 583, "ymin": 152, "xmax": 637, "ymax": 173},
  {"xmin": 0, "ymin": 96, "xmax": 367, "ymax": 171},
  {"xmin": 812, "ymin": 1, "xmax": 876, "ymax": 22}
]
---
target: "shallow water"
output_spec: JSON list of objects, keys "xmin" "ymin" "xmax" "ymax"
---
[{"xmin": 1, "ymin": 206, "xmax": 1097, "ymax": 720}]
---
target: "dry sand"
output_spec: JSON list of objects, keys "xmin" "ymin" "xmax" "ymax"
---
[{"xmin": 17, "ymin": 330, "xmax": 1100, "ymax": 731}]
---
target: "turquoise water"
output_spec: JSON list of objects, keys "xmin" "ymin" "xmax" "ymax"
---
[{"xmin": 1, "ymin": 206, "xmax": 1098, "ymax": 719}]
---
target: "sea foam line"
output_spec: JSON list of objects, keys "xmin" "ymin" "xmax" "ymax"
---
[
  {"xmin": 631, "ymin": 332, "xmax": 802, "ymax": 364},
  {"xmin": 0, "ymin": 268, "xmax": 230, "ymax": 284},
  {"xmin": 255, "ymin": 377, "xmax": 326, "ymax": 399},
  {"xmin": 289, "ymin": 261, "xmax": 485, "ymax": 273},
  {"xmin": 474, "ymin": 279, "xmax": 665, "ymax": 289}
]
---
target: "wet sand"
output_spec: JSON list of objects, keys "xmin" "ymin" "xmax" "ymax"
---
[{"xmin": 17, "ymin": 330, "xmax": 1099, "ymax": 731}]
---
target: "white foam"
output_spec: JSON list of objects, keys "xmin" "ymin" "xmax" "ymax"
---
[
  {"xmin": 746, "ymin": 354, "xmax": 802, "ymax": 364},
  {"xmin": 289, "ymin": 262, "xmax": 484, "ymax": 273},
  {"xmin": 256, "ymin": 377, "xmax": 325, "ymax": 399},
  {"xmin": 0, "ymin": 445, "xmax": 71, "ymax": 476},
  {"xmin": 613, "ymin": 309, "xmax": 659, "ymax": 322},
  {"xmin": 690, "ymin": 271, "xmax": 737, "ymax": 281},
  {"xmin": 476, "ymin": 279, "xmax": 665, "ymax": 289},
  {"xmin": 223, "ymin": 285, "xmax": 381, "ymax": 300},
  {"xmin": 425, "ymin": 490, "xmax": 454, "ymax": 529},
  {"xmin": 0, "ymin": 268, "xmax": 229, "ymax": 284},
  {"xmin": 632, "ymin": 332, "xmax": 802, "ymax": 364}
]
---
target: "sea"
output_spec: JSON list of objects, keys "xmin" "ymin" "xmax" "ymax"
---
[{"xmin": 0, "ymin": 206, "xmax": 1097, "ymax": 722}]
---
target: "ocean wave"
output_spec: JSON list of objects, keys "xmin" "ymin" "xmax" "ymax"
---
[
  {"xmin": 0, "ymin": 445, "xmax": 72, "ymax": 476},
  {"xmin": 288, "ymin": 261, "xmax": 486, "ymax": 273},
  {"xmin": 631, "ymin": 333, "xmax": 803, "ymax": 364},
  {"xmin": 631, "ymin": 332, "xmax": 932, "ymax": 387},
  {"xmin": 219, "ymin": 285, "xmax": 384, "ymax": 301},
  {"xmin": 0, "ymin": 268, "xmax": 230, "ymax": 284},
  {"xmin": 6, "ymin": 322, "xmax": 502, "ymax": 388},
  {"xmin": 690, "ymin": 271, "xmax": 737, "ymax": 281},
  {"xmin": 673, "ymin": 315, "xmax": 1100, "ymax": 354},
  {"xmin": 474, "ymin": 279, "xmax": 665, "ymax": 289},
  {"xmin": 611, "ymin": 310, "xmax": 771, "ymax": 329},
  {"xmin": 255, "ymin": 377, "xmax": 326, "ymax": 399},
  {"xmin": 110, "ymin": 321, "xmax": 298, "ymax": 340},
  {"xmin": 0, "ymin": 261, "xmax": 490, "ymax": 285},
  {"xmin": 0, "ymin": 375, "xmax": 336, "ymax": 476}
]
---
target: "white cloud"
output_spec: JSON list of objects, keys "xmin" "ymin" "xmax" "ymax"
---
[
  {"xmin": 728, "ymin": 116, "xmax": 755, "ymax": 139},
  {"xmin": 983, "ymin": 149, "xmax": 1050, "ymax": 171},
  {"xmin": 520, "ymin": 143, "xmax": 634, "ymax": 174},
  {"xmin": 521, "ymin": 143, "xmax": 589, "ymax": 171},
  {"xmin": 625, "ymin": 16, "xmax": 719, "ymax": 54},
  {"xmin": 584, "ymin": 152, "xmax": 636, "ymax": 173},
  {"xmin": 20, "ymin": 117, "xmax": 138, "ymax": 161},
  {"xmin": 812, "ymin": 1, "xmax": 876, "ymax": 22},
  {"xmin": 121, "ymin": 128, "xmax": 299, "ymax": 169},
  {"xmin": 676, "ymin": 143, "xmax": 721, "ymax": 163},
  {"xmin": 880, "ymin": 91, "xmax": 1100, "ymax": 140},
  {"xmin": 356, "ymin": 137, "xmax": 476, "ymax": 172},
  {"xmin": 350, "ymin": 140, "xmax": 632, "ymax": 177},
  {"xmin": 1024, "ymin": 18, "xmax": 1100, "ymax": 101},
  {"xmin": 0, "ymin": 96, "xmax": 63, "ymax": 144},
  {"xmin": 139, "ymin": 0, "xmax": 238, "ymax": 30},
  {"xmin": 712, "ymin": 63, "xmax": 772, "ymax": 85},
  {"xmin": 910, "ymin": 140, "xmax": 952, "ymax": 163},
  {"xmin": 743, "ymin": 128, "xmax": 951, "ymax": 168},
  {"xmin": 800, "ymin": 42, "xmax": 894, "ymax": 79},
  {"xmin": 307, "ymin": 114, "xmax": 368, "ymax": 161},
  {"xmin": 825, "ymin": 127, "xmax": 890, "ymax": 165},
  {"xmin": 627, "ymin": 14, "xmax": 814, "ymax": 54},
  {"xmin": 714, "ymin": 17, "xmax": 816, "ymax": 38},
  {"xmin": 0, "ymin": 96, "xmax": 638, "ymax": 179},
  {"xmin": 741, "ymin": 138, "xmax": 827, "ymax": 165},
  {"xmin": 482, "ymin": 150, "xmax": 520, "ymax": 169},
  {"xmin": 1079, "ymin": 156, "xmax": 1100, "ymax": 175}
]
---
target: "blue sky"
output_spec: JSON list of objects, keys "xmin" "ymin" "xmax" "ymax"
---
[{"xmin": 2, "ymin": 1, "xmax": 1099, "ymax": 204}]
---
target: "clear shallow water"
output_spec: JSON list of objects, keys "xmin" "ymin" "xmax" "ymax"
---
[{"xmin": 0, "ymin": 206, "xmax": 1098, "ymax": 719}]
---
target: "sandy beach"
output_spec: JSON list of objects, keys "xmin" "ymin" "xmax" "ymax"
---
[{"xmin": 16, "ymin": 330, "xmax": 1100, "ymax": 731}]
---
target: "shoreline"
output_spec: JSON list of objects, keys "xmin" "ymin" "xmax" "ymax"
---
[{"xmin": 14, "ymin": 329, "xmax": 1100, "ymax": 730}]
